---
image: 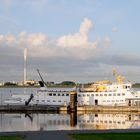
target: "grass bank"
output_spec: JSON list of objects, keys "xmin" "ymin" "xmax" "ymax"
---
[
  {"xmin": 0, "ymin": 135, "xmax": 23, "ymax": 140},
  {"xmin": 70, "ymin": 132, "xmax": 140, "ymax": 140}
]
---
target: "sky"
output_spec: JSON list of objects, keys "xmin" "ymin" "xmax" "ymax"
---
[{"xmin": 0, "ymin": 0, "xmax": 140, "ymax": 83}]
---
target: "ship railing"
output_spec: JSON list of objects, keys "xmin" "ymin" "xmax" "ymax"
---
[{"xmin": 130, "ymin": 89, "xmax": 138, "ymax": 95}]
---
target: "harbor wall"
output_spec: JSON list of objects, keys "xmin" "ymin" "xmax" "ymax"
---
[{"xmin": 1, "ymin": 105, "xmax": 140, "ymax": 113}]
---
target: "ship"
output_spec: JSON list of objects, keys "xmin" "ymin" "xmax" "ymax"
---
[{"xmin": 4, "ymin": 68, "xmax": 140, "ymax": 106}]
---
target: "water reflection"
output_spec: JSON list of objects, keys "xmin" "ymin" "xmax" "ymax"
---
[{"xmin": 0, "ymin": 113, "xmax": 140, "ymax": 132}]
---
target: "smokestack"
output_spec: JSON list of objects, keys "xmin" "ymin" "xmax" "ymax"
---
[{"xmin": 24, "ymin": 48, "xmax": 27, "ymax": 85}]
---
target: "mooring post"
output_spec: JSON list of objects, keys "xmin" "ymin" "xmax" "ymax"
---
[
  {"xmin": 69, "ymin": 91, "xmax": 77, "ymax": 127},
  {"xmin": 69, "ymin": 91, "xmax": 77, "ymax": 112}
]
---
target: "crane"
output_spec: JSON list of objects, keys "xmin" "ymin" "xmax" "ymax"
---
[{"xmin": 112, "ymin": 68, "xmax": 124, "ymax": 84}]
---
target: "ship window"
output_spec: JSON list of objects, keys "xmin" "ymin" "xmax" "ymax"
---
[
  {"xmin": 104, "ymin": 94, "xmax": 107, "ymax": 96},
  {"xmin": 83, "ymin": 94, "xmax": 86, "ymax": 97},
  {"xmin": 47, "ymin": 100, "xmax": 50, "ymax": 102},
  {"xmin": 118, "ymin": 121, "xmax": 121, "ymax": 124},
  {"xmin": 78, "ymin": 94, "xmax": 81, "ymax": 97},
  {"xmin": 49, "ymin": 93, "xmax": 52, "ymax": 96},
  {"xmin": 66, "ymin": 94, "xmax": 69, "ymax": 96},
  {"xmin": 53, "ymin": 100, "xmax": 56, "ymax": 102},
  {"xmin": 94, "ymin": 114, "xmax": 98, "ymax": 117},
  {"xmin": 42, "ymin": 100, "xmax": 45, "ymax": 102},
  {"xmin": 62, "ymin": 94, "xmax": 64, "ymax": 96},
  {"xmin": 78, "ymin": 120, "xmax": 81, "ymax": 123},
  {"xmin": 58, "ymin": 100, "xmax": 61, "ymax": 102},
  {"xmin": 122, "ymin": 93, "xmax": 125, "ymax": 96},
  {"xmin": 109, "ymin": 94, "xmax": 111, "ymax": 96},
  {"xmin": 58, "ymin": 94, "xmax": 60, "ymax": 96},
  {"xmin": 91, "ymin": 94, "xmax": 94, "ymax": 96},
  {"xmin": 95, "ymin": 94, "xmax": 98, "ymax": 96},
  {"xmin": 117, "ymin": 94, "xmax": 120, "ymax": 96},
  {"xmin": 100, "ymin": 94, "xmax": 103, "ymax": 96},
  {"xmin": 87, "ymin": 94, "xmax": 90, "ymax": 96},
  {"xmin": 113, "ymin": 94, "xmax": 116, "ymax": 96}
]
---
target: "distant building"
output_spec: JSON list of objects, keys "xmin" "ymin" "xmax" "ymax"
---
[
  {"xmin": 46, "ymin": 81, "xmax": 55, "ymax": 86},
  {"xmin": 17, "ymin": 80, "xmax": 38, "ymax": 86},
  {"xmin": 0, "ymin": 83, "xmax": 3, "ymax": 86},
  {"xmin": 24, "ymin": 80, "xmax": 37, "ymax": 86}
]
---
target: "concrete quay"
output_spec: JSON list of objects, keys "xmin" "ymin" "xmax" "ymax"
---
[
  {"xmin": 77, "ymin": 106, "xmax": 140, "ymax": 113},
  {"xmin": 0, "ymin": 105, "xmax": 140, "ymax": 113},
  {"xmin": 0, "ymin": 105, "xmax": 59, "ymax": 113}
]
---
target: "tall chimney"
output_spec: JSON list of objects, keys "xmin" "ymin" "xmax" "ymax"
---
[{"xmin": 24, "ymin": 48, "xmax": 27, "ymax": 85}]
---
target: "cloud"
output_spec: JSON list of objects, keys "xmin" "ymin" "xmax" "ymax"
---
[
  {"xmin": 112, "ymin": 27, "xmax": 118, "ymax": 32},
  {"xmin": 57, "ymin": 18, "xmax": 98, "ymax": 48},
  {"xmin": 0, "ymin": 0, "xmax": 13, "ymax": 9},
  {"xmin": 0, "ymin": 18, "xmax": 110, "ymax": 60},
  {"xmin": 79, "ymin": 18, "xmax": 93, "ymax": 35},
  {"xmin": 110, "ymin": 53, "xmax": 140, "ymax": 66},
  {"xmin": 103, "ymin": 36, "xmax": 111, "ymax": 47}
]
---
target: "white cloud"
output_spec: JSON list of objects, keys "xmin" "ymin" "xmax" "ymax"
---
[
  {"xmin": 79, "ymin": 18, "xmax": 93, "ymax": 35},
  {"xmin": 0, "ymin": 0, "xmax": 13, "ymax": 9},
  {"xmin": 0, "ymin": 18, "xmax": 110, "ymax": 60},
  {"xmin": 103, "ymin": 36, "xmax": 111, "ymax": 47},
  {"xmin": 57, "ymin": 18, "xmax": 98, "ymax": 48},
  {"xmin": 112, "ymin": 27, "xmax": 118, "ymax": 32},
  {"xmin": 5, "ymin": 33, "xmax": 16, "ymax": 45}
]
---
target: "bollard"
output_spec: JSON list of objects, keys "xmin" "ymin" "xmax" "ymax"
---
[{"xmin": 69, "ymin": 91, "xmax": 77, "ymax": 112}]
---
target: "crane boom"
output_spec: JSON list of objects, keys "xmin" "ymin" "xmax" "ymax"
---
[{"xmin": 37, "ymin": 69, "xmax": 47, "ymax": 87}]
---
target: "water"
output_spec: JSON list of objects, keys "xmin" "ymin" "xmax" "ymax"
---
[
  {"xmin": 0, "ymin": 88, "xmax": 140, "ymax": 132},
  {"xmin": 0, "ymin": 113, "xmax": 140, "ymax": 132}
]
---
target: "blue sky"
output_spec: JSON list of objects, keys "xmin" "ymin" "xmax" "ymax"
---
[{"xmin": 0, "ymin": 0, "xmax": 140, "ymax": 83}]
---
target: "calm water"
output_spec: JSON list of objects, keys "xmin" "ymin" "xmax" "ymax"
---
[
  {"xmin": 0, "ymin": 88, "xmax": 140, "ymax": 132},
  {"xmin": 0, "ymin": 113, "xmax": 140, "ymax": 132}
]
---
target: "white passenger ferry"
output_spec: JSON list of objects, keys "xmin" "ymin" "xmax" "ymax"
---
[{"xmin": 4, "ymin": 69, "xmax": 140, "ymax": 106}]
